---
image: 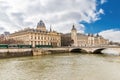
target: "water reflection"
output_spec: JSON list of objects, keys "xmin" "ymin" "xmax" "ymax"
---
[{"xmin": 0, "ymin": 53, "xmax": 120, "ymax": 80}]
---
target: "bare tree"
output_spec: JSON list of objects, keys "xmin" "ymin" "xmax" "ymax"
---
[{"xmin": 0, "ymin": 38, "xmax": 23, "ymax": 44}]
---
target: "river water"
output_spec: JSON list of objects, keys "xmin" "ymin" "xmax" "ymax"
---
[{"xmin": 0, "ymin": 53, "xmax": 120, "ymax": 80}]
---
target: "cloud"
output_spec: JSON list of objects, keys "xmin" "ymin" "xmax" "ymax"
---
[
  {"xmin": 98, "ymin": 9, "xmax": 104, "ymax": 14},
  {"xmin": 99, "ymin": 29, "xmax": 120, "ymax": 43},
  {"xmin": 0, "ymin": 27, "xmax": 5, "ymax": 33},
  {"xmin": 0, "ymin": 0, "xmax": 105, "ymax": 33},
  {"xmin": 101, "ymin": 0, "xmax": 107, "ymax": 4}
]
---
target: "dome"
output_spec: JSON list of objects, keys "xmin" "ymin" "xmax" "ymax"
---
[
  {"xmin": 37, "ymin": 20, "xmax": 45, "ymax": 27},
  {"xmin": 36, "ymin": 20, "xmax": 46, "ymax": 31}
]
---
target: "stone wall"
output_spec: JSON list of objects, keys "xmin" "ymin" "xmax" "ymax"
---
[
  {"xmin": 33, "ymin": 48, "xmax": 70, "ymax": 56},
  {"xmin": 0, "ymin": 48, "xmax": 33, "ymax": 58}
]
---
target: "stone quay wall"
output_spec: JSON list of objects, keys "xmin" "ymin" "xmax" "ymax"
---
[
  {"xmin": 0, "ymin": 48, "xmax": 33, "ymax": 58},
  {"xmin": 33, "ymin": 48, "xmax": 70, "ymax": 56}
]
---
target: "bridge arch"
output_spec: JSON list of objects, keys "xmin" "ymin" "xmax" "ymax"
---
[
  {"xmin": 93, "ymin": 48, "xmax": 106, "ymax": 54},
  {"xmin": 70, "ymin": 48, "xmax": 88, "ymax": 53}
]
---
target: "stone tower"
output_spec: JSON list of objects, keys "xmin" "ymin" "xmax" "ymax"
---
[
  {"xmin": 36, "ymin": 20, "xmax": 46, "ymax": 31},
  {"xmin": 71, "ymin": 24, "xmax": 77, "ymax": 46}
]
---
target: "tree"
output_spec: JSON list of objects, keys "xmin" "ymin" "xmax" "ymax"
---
[
  {"xmin": 0, "ymin": 38, "xmax": 23, "ymax": 44},
  {"xmin": 61, "ymin": 34, "xmax": 73, "ymax": 46}
]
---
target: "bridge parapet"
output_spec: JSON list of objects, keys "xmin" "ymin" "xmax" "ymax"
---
[
  {"xmin": 33, "ymin": 47, "xmax": 120, "ymax": 55},
  {"xmin": 68, "ymin": 47, "xmax": 120, "ymax": 54}
]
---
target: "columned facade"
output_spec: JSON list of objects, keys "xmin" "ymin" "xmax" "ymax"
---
[{"xmin": 9, "ymin": 20, "xmax": 61, "ymax": 47}]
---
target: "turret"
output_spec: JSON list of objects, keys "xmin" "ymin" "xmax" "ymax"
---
[
  {"xmin": 71, "ymin": 24, "xmax": 77, "ymax": 46},
  {"xmin": 96, "ymin": 33, "xmax": 100, "ymax": 37},
  {"xmin": 71, "ymin": 24, "xmax": 77, "ymax": 31}
]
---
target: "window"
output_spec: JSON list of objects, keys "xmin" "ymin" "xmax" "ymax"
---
[
  {"xmin": 41, "ymin": 37, "xmax": 42, "ymax": 40},
  {"xmin": 44, "ymin": 37, "xmax": 46, "ymax": 40}
]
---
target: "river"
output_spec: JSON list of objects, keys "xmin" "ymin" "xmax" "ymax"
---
[{"xmin": 0, "ymin": 53, "xmax": 120, "ymax": 80}]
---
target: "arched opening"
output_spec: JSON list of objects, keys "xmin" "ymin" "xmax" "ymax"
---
[
  {"xmin": 70, "ymin": 48, "xmax": 88, "ymax": 53},
  {"xmin": 93, "ymin": 48, "xmax": 106, "ymax": 54}
]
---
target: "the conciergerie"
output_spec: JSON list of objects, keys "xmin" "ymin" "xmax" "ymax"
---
[{"xmin": 8, "ymin": 20, "xmax": 61, "ymax": 47}]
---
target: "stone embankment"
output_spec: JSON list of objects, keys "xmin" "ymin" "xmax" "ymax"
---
[
  {"xmin": 33, "ymin": 48, "xmax": 70, "ymax": 56},
  {"xmin": 0, "ymin": 48, "xmax": 70, "ymax": 58},
  {"xmin": 0, "ymin": 48, "xmax": 32, "ymax": 58}
]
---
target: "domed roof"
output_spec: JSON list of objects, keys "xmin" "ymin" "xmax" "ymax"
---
[
  {"xmin": 37, "ymin": 20, "xmax": 45, "ymax": 27},
  {"xmin": 36, "ymin": 20, "xmax": 46, "ymax": 31}
]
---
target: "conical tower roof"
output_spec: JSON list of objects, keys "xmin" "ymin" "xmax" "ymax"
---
[{"xmin": 72, "ymin": 24, "xmax": 76, "ymax": 31}]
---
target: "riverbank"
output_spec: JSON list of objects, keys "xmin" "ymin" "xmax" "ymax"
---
[
  {"xmin": 0, "ymin": 47, "xmax": 120, "ymax": 58},
  {"xmin": 0, "ymin": 48, "xmax": 70, "ymax": 58},
  {"xmin": 0, "ymin": 48, "xmax": 33, "ymax": 58}
]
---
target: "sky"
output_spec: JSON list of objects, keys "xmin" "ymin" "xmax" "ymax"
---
[{"xmin": 0, "ymin": 0, "xmax": 120, "ymax": 42}]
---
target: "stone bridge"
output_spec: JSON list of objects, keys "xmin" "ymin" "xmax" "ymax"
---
[
  {"xmin": 68, "ymin": 46, "xmax": 120, "ymax": 54},
  {"xmin": 43, "ymin": 46, "xmax": 120, "ymax": 53}
]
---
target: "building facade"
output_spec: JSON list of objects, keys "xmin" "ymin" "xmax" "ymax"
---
[
  {"xmin": 9, "ymin": 20, "xmax": 61, "ymax": 47},
  {"xmin": 71, "ymin": 25, "xmax": 109, "ymax": 47}
]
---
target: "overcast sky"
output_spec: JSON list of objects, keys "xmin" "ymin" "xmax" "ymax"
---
[{"xmin": 0, "ymin": 0, "xmax": 120, "ymax": 42}]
